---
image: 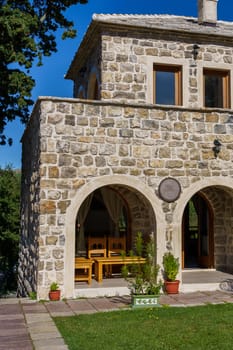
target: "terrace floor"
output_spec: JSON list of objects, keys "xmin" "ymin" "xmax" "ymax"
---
[{"xmin": 75, "ymin": 269, "xmax": 233, "ymax": 298}]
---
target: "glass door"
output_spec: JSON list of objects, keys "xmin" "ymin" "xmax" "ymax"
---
[{"xmin": 182, "ymin": 193, "xmax": 214, "ymax": 269}]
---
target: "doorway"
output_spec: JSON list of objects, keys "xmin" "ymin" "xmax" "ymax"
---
[
  {"xmin": 182, "ymin": 193, "xmax": 214, "ymax": 269},
  {"xmin": 75, "ymin": 187, "xmax": 129, "ymax": 257}
]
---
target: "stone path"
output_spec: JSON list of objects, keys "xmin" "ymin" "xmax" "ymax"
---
[{"xmin": 0, "ymin": 290, "xmax": 233, "ymax": 350}]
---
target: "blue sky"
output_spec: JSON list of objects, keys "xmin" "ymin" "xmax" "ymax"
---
[{"xmin": 0, "ymin": 0, "xmax": 232, "ymax": 169}]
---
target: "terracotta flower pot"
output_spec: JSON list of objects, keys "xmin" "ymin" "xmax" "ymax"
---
[
  {"xmin": 49, "ymin": 290, "xmax": 61, "ymax": 301},
  {"xmin": 164, "ymin": 280, "xmax": 180, "ymax": 294}
]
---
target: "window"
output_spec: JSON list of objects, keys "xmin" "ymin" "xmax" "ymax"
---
[
  {"xmin": 154, "ymin": 65, "xmax": 182, "ymax": 105},
  {"xmin": 204, "ymin": 69, "xmax": 230, "ymax": 108},
  {"xmin": 87, "ymin": 71, "xmax": 99, "ymax": 100},
  {"xmin": 77, "ymin": 86, "xmax": 85, "ymax": 99}
]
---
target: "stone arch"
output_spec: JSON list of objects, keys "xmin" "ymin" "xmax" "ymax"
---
[
  {"xmin": 174, "ymin": 177, "xmax": 233, "ymax": 224},
  {"xmin": 64, "ymin": 175, "xmax": 165, "ymax": 298},
  {"xmin": 172, "ymin": 177, "xmax": 233, "ymax": 280}
]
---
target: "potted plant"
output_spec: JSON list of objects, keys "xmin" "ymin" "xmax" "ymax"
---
[
  {"xmin": 48, "ymin": 282, "xmax": 61, "ymax": 301},
  {"xmin": 162, "ymin": 252, "xmax": 180, "ymax": 294},
  {"xmin": 122, "ymin": 232, "xmax": 162, "ymax": 308}
]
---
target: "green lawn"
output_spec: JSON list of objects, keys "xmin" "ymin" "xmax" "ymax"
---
[{"xmin": 54, "ymin": 303, "xmax": 233, "ymax": 350}]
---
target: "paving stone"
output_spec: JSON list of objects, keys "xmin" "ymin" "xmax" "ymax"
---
[
  {"xmin": 0, "ymin": 304, "xmax": 21, "ymax": 314},
  {"xmin": 27, "ymin": 319, "xmax": 56, "ymax": 329},
  {"xmin": 106, "ymin": 296, "xmax": 130, "ymax": 308},
  {"xmin": 212, "ymin": 293, "xmax": 233, "ymax": 303},
  {"xmin": 0, "ymin": 298, "xmax": 19, "ymax": 305},
  {"xmin": 30, "ymin": 331, "xmax": 62, "ymax": 341},
  {"xmin": 33, "ymin": 337, "xmax": 67, "ymax": 347},
  {"xmin": 22, "ymin": 303, "xmax": 47, "ymax": 313},
  {"xmin": 34, "ymin": 346, "xmax": 68, "ymax": 350},
  {"xmin": 87, "ymin": 297, "xmax": 124, "ymax": 311},
  {"xmin": 0, "ymin": 328, "xmax": 29, "ymax": 337},
  {"xmin": 160, "ymin": 295, "xmax": 182, "ymax": 305},
  {"xmin": 0, "ymin": 340, "xmax": 33, "ymax": 350},
  {"xmin": 67, "ymin": 299, "xmax": 97, "ymax": 314},
  {"xmin": 45, "ymin": 301, "xmax": 74, "ymax": 316},
  {"xmin": 25, "ymin": 313, "xmax": 52, "ymax": 324},
  {"xmin": 0, "ymin": 319, "xmax": 25, "ymax": 329},
  {"xmin": 0, "ymin": 314, "xmax": 23, "ymax": 321},
  {"xmin": 20, "ymin": 298, "xmax": 39, "ymax": 304},
  {"xmin": 28, "ymin": 324, "xmax": 59, "ymax": 335},
  {"xmin": 0, "ymin": 334, "xmax": 31, "ymax": 343},
  {"xmin": 48, "ymin": 311, "xmax": 75, "ymax": 317},
  {"xmin": 0, "ymin": 335, "xmax": 33, "ymax": 350}
]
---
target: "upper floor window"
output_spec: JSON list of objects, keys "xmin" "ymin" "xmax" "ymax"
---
[
  {"xmin": 77, "ymin": 86, "xmax": 85, "ymax": 99},
  {"xmin": 154, "ymin": 64, "xmax": 182, "ymax": 105},
  {"xmin": 87, "ymin": 70, "xmax": 99, "ymax": 100},
  {"xmin": 204, "ymin": 69, "xmax": 230, "ymax": 108}
]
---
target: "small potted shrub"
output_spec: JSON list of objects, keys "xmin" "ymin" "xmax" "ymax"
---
[
  {"xmin": 162, "ymin": 252, "xmax": 180, "ymax": 294},
  {"xmin": 122, "ymin": 232, "xmax": 162, "ymax": 308},
  {"xmin": 48, "ymin": 282, "xmax": 61, "ymax": 301}
]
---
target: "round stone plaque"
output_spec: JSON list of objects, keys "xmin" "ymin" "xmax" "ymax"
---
[{"xmin": 158, "ymin": 178, "xmax": 181, "ymax": 203}]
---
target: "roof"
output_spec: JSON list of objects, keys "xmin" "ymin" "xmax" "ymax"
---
[
  {"xmin": 65, "ymin": 13, "xmax": 233, "ymax": 79},
  {"xmin": 92, "ymin": 14, "xmax": 233, "ymax": 36}
]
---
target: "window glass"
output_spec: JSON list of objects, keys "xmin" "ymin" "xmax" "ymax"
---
[
  {"xmin": 204, "ymin": 69, "xmax": 230, "ymax": 108},
  {"xmin": 205, "ymin": 74, "xmax": 223, "ymax": 107},
  {"xmin": 154, "ymin": 65, "xmax": 182, "ymax": 106},
  {"xmin": 156, "ymin": 71, "xmax": 175, "ymax": 105}
]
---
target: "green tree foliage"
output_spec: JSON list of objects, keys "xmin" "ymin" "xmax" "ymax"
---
[
  {"xmin": 0, "ymin": 166, "xmax": 21, "ymax": 294},
  {"xmin": 0, "ymin": 0, "xmax": 88, "ymax": 145}
]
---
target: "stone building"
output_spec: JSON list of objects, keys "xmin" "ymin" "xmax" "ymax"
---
[{"xmin": 18, "ymin": 0, "xmax": 233, "ymax": 300}]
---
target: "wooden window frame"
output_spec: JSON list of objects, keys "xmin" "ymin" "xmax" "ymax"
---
[
  {"xmin": 203, "ymin": 69, "xmax": 230, "ymax": 109},
  {"xmin": 153, "ymin": 64, "xmax": 182, "ymax": 105}
]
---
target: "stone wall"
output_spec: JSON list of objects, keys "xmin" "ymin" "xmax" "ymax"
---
[
  {"xmin": 18, "ymin": 104, "xmax": 41, "ymax": 296},
  {"xmin": 100, "ymin": 32, "xmax": 233, "ymax": 107},
  {"xmin": 19, "ymin": 97, "xmax": 233, "ymax": 298},
  {"xmin": 39, "ymin": 99, "xmax": 233, "ymax": 185},
  {"xmin": 74, "ymin": 30, "xmax": 233, "ymax": 108}
]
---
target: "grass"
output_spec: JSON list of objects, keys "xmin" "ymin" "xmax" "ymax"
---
[{"xmin": 54, "ymin": 303, "xmax": 233, "ymax": 350}]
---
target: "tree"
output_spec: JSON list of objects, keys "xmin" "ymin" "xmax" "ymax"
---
[
  {"xmin": 0, "ymin": 0, "xmax": 88, "ymax": 145},
  {"xmin": 0, "ymin": 166, "xmax": 21, "ymax": 294}
]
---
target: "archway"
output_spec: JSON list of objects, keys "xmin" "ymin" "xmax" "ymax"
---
[
  {"xmin": 173, "ymin": 177, "xmax": 233, "ymax": 279},
  {"xmin": 64, "ymin": 175, "xmax": 165, "ymax": 298},
  {"xmin": 75, "ymin": 186, "xmax": 130, "ymax": 257},
  {"xmin": 182, "ymin": 192, "xmax": 214, "ymax": 269}
]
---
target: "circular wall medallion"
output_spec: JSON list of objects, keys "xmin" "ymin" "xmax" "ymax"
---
[{"xmin": 158, "ymin": 178, "xmax": 181, "ymax": 203}]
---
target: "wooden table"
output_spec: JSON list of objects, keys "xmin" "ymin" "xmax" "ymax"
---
[
  {"xmin": 94, "ymin": 256, "xmax": 146, "ymax": 282},
  {"xmin": 75, "ymin": 258, "xmax": 93, "ymax": 284}
]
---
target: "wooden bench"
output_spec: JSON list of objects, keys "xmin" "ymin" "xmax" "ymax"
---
[
  {"xmin": 75, "ymin": 258, "xmax": 93, "ymax": 285},
  {"xmin": 94, "ymin": 256, "xmax": 146, "ymax": 282}
]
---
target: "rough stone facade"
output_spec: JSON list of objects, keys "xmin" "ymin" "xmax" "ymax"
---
[{"xmin": 19, "ymin": 11, "xmax": 233, "ymax": 299}]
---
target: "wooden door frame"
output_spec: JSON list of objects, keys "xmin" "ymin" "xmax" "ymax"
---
[{"xmin": 182, "ymin": 192, "xmax": 214, "ymax": 269}]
